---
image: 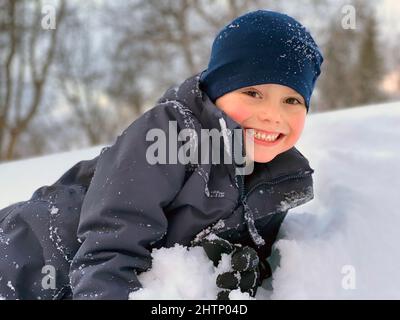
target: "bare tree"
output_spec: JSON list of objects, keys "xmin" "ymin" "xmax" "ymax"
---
[
  {"xmin": 54, "ymin": 4, "xmax": 122, "ymax": 146},
  {"xmin": 318, "ymin": 17, "xmax": 359, "ymax": 111},
  {"xmin": 352, "ymin": 7, "xmax": 385, "ymax": 105},
  {"xmin": 0, "ymin": 0, "xmax": 66, "ymax": 161},
  {"xmin": 1, "ymin": 0, "xmax": 395, "ymax": 162},
  {"xmin": 104, "ymin": 0, "xmax": 268, "ymax": 115}
]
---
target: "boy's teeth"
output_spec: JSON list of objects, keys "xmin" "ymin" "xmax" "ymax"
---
[{"xmin": 250, "ymin": 129, "xmax": 280, "ymax": 142}]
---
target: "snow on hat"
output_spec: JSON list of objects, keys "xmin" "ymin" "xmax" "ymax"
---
[{"xmin": 199, "ymin": 10, "xmax": 324, "ymax": 112}]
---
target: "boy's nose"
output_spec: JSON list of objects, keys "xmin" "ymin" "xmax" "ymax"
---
[{"xmin": 256, "ymin": 104, "xmax": 282, "ymax": 124}]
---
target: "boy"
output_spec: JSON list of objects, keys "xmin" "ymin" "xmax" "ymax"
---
[{"xmin": 0, "ymin": 10, "xmax": 323, "ymax": 300}]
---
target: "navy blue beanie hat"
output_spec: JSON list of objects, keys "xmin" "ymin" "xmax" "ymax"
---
[{"xmin": 199, "ymin": 10, "xmax": 324, "ymax": 112}]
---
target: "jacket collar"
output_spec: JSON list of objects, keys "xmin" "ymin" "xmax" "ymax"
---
[{"xmin": 158, "ymin": 72, "xmax": 241, "ymax": 133}]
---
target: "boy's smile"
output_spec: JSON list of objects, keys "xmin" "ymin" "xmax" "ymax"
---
[{"xmin": 215, "ymin": 83, "xmax": 307, "ymax": 163}]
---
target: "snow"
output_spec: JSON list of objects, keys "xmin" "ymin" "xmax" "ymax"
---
[
  {"xmin": 128, "ymin": 244, "xmax": 255, "ymax": 300},
  {"xmin": 1, "ymin": 101, "xmax": 400, "ymax": 299},
  {"xmin": 6, "ymin": 281, "xmax": 15, "ymax": 292},
  {"xmin": 0, "ymin": 146, "xmax": 102, "ymax": 208},
  {"xmin": 128, "ymin": 245, "xmax": 218, "ymax": 300},
  {"xmin": 270, "ymin": 101, "xmax": 400, "ymax": 299},
  {"xmin": 50, "ymin": 206, "xmax": 59, "ymax": 215},
  {"xmin": 243, "ymin": 200, "xmax": 266, "ymax": 247}
]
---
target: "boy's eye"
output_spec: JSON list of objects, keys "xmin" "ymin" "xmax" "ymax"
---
[
  {"xmin": 243, "ymin": 90, "xmax": 262, "ymax": 99},
  {"xmin": 285, "ymin": 97, "xmax": 303, "ymax": 105}
]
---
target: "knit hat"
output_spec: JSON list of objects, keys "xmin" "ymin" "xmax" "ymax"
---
[{"xmin": 199, "ymin": 10, "xmax": 324, "ymax": 112}]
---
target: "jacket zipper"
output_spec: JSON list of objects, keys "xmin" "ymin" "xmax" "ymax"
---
[
  {"xmin": 236, "ymin": 170, "xmax": 313, "ymax": 247},
  {"xmin": 238, "ymin": 170, "xmax": 314, "ymax": 201},
  {"xmin": 237, "ymin": 174, "xmax": 245, "ymax": 201}
]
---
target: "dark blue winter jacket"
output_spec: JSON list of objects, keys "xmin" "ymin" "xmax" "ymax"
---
[{"xmin": 0, "ymin": 73, "xmax": 314, "ymax": 300}]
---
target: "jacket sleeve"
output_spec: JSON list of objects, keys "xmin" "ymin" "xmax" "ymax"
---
[{"xmin": 70, "ymin": 103, "xmax": 188, "ymax": 299}]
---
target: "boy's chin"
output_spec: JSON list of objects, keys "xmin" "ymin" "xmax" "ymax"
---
[{"xmin": 246, "ymin": 148, "xmax": 288, "ymax": 163}]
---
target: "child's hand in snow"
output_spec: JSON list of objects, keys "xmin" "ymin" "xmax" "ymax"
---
[{"xmin": 199, "ymin": 236, "xmax": 269, "ymax": 299}]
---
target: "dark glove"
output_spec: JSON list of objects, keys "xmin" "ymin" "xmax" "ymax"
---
[
  {"xmin": 199, "ymin": 236, "xmax": 269, "ymax": 300},
  {"xmin": 201, "ymin": 236, "xmax": 235, "ymax": 266}
]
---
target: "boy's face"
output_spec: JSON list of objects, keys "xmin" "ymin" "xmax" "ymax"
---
[{"xmin": 215, "ymin": 83, "xmax": 307, "ymax": 163}]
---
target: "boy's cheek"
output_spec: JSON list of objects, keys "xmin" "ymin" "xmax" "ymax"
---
[
  {"xmin": 291, "ymin": 118, "xmax": 306, "ymax": 135},
  {"xmin": 285, "ymin": 119, "xmax": 306, "ymax": 146},
  {"xmin": 225, "ymin": 108, "xmax": 253, "ymax": 125}
]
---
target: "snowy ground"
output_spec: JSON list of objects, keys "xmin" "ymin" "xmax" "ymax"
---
[
  {"xmin": 1, "ymin": 101, "xmax": 399, "ymax": 299},
  {"xmin": 0, "ymin": 146, "xmax": 103, "ymax": 208}
]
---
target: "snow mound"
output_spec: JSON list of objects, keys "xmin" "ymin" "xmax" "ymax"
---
[
  {"xmin": 1, "ymin": 101, "xmax": 400, "ymax": 299},
  {"xmin": 128, "ymin": 244, "xmax": 254, "ymax": 300}
]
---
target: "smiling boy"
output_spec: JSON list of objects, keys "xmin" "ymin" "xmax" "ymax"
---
[
  {"xmin": 193, "ymin": 10, "xmax": 323, "ymax": 298},
  {"xmin": 0, "ymin": 10, "xmax": 323, "ymax": 300},
  {"xmin": 215, "ymin": 84, "xmax": 307, "ymax": 163}
]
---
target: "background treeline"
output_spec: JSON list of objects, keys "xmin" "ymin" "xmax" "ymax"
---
[{"xmin": 0, "ymin": 0, "xmax": 399, "ymax": 161}]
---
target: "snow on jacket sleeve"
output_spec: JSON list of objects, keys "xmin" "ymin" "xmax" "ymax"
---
[{"xmin": 70, "ymin": 103, "xmax": 187, "ymax": 300}]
